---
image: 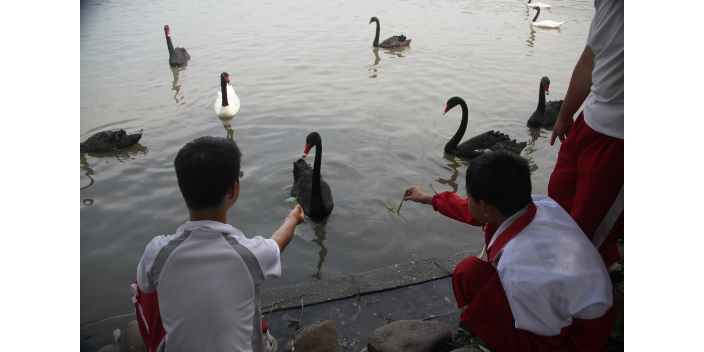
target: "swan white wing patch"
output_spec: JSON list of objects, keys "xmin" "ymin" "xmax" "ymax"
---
[
  {"xmin": 226, "ymin": 85, "xmax": 240, "ymax": 116},
  {"xmin": 214, "ymin": 91, "xmax": 223, "ymax": 115}
]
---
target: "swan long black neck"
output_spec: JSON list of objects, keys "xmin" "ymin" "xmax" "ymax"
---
[
  {"xmin": 166, "ymin": 35, "xmax": 175, "ymax": 56},
  {"xmin": 373, "ymin": 20, "xmax": 381, "ymax": 47},
  {"xmin": 311, "ymin": 142, "xmax": 322, "ymax": 199},
  {"xmin": 532, "ymin": 7, "xmax": 540, "ymax": 22},
  {"xmin": 309, "ymin": 141, "xmax": 325, "ymax": 215},
  {"xmin": 445, "ymin": 100, "xmax": 469, "ymax": 154},
  {"xmin": 221, "ymin": 79, "xmax": 229, "ymax": 106},
  {"xmin": 537, "ymin": 81, "xmax": 546, "ymax": 112}
]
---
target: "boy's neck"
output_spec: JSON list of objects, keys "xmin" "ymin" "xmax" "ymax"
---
[
  {"xmin": 487, "ymin": 213, "xmax": 509, "ymax": 228},
  {"xmin": 189, "ymin": 207, "xmax": 228, "ymax": 224}
]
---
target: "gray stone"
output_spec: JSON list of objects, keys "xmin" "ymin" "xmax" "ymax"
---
[
  {"xmin": 284, "ymin": 319, "xmax": 341, "ymax": 352},
  {"xmin": 262, "ymin": 251, "xmax": 475, "ymax": 312},
  {"xmin": 98, "ymin": 345, "xmax": 120, "ymax": 352},
  {"xmin": 119, "ymin": 320, "xmax": 149, "ymax": 352},
  {"xmin": 367, "ymin": 320, "xmax": 452, "ymax": 352}
]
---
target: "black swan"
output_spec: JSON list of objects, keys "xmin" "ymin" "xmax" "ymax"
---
[
  {"xmin": 369, "ymin": 17, "xmax": 411, "ymax": 48},
  {"xmin": 443, "ymin": 97, "xmax": 527, "ymax": 159},
  {"xmin": 164, "ymin": 25, "xmax": 190, "ymax": 67},
  {"xmin": 80, "ymin": 129, "xmax": 143, "ymax": 152},
  {"xmin": 291, "ymin": 132, "xmax": 334, "ymax": 221},
  {"xmin": 528, "ymin": 76, "xmax": 563, "ymax": 127}
]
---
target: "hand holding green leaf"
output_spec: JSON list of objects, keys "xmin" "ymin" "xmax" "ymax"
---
[{"xmin": 285, "ymin": 197, "xmax": 304, "ymax": 235}]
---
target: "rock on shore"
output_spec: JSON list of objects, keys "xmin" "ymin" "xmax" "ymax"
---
[
  {"xmin": 284, "ymin": 319, "xmax": 340, "ymax": 352},
  {"xmin": 367, "ymin": 320, "xmax": 452, "ymax": 352}
]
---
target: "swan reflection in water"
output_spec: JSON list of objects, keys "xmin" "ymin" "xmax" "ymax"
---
[
  {"xmin": 526, "ymin": 27, "xmax": 536, "ymax": 48},
  {"xmin": 369, "ymin": 47, "xmax": 381, "ymax": 78},
  {"xmin": 383, "ymin": 45, "xmax": 410, "ymax": 58},
  {"xmin": 217, "ymin": 116, "xmax": 244, "ymax": 178},
  {"xmin": 436, "ymin": 153, "xmax": 471, "ymax": 194},
  {"xmin": 368, "ymin": 46, "xmax": 410, "ymax": 78},
  {"xmin": 219, "ymin": 116, "xmax": 235, "ymax": 141},
  {"xmin": 171, "ymin": 65, "xmax": 187, "ymax": 104},
  {"xmin": 309, "ymin": 219, "xmax": 329, "ymax": 280},
  {"xmin": 522, "ymin": 126, "xmax": 550, "ymax": 173},
  {"xmin": 80, "ymin": 144, "xmax": 149, "ymax": 203}
]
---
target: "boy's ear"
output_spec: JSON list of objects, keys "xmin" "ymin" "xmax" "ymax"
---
[
  {"xmin": 480, "ymin": 200, "xmax": 491, "ymax": 217},
  {"xmin": 234, "ymin": 180, "xmax": 240, "ymax": 197}
]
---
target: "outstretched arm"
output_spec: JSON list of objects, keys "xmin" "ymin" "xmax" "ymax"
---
[
  {"xmin": 404, "ymin": 185, "xmax": 483, "ymax": 226},
  {"xmin": 271, "ymin": 204, "xmax": 305, "ymax": 253},
  {"xmin": 551, "ymin": 45, "xmax": 596, "ymax": 146}
]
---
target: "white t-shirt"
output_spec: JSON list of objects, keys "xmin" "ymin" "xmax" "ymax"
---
[
  {"xmin": 584, "ymin": 0, "xmax": 624, "ymax": 139},
  {"xmin": 137, "ymin": 220, "xmax": 281, "ymax": 352},
  {"xmin": 488, "ymin": 196, "xmax": 613, "ymax": 336}
]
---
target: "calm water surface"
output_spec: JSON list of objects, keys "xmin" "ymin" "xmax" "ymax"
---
[{"xmin": 81, "ymin": 0, "xmax": 595, "ymax": 324}]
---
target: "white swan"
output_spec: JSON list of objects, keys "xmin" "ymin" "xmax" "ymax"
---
[
  {"xmin": 531, "ymin": 7, "xmax": 564, "ymax": 29},
  {"xmin": 214, "ymin": 72, "xmax": 240, "ymax": 119},
  {"xmin": 526, "ymin": 0, "xmax": 552, "ymax": 9}
]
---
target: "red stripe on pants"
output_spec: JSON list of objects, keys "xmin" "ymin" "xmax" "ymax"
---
[
  {"xmin": 132, "ymin": 281, "xmax": 166, "ymax": 352},
  {"xmin": 548, "ymin": 112, "xmax": 624, "ymax": 267}
]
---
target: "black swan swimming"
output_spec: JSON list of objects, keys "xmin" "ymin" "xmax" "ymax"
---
[
  {"xmin": 80, "ymin": 129, "xmax": 143, "ymax": 152},
  {"xmin": 443, "ymin": 97, "xmax": 526, "ymax": 159},
  {"xmin": 291, "ymin": 132, "xmax": 334, "ymax": 221},
  {"xmin": 369, "ymin": 17, "xmax": 411, "ymax": 48},
  {"xmin": 527, "ymin": 76, "xmax": 563, "ymax": 127},
  {"xmin": 164, "ymin": 25, "xmax": 190, "ymax": 67}
]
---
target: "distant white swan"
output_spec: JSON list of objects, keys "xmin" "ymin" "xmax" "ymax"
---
[
  {"xmin": 214, "ymin": 72, "xmax": 240, "ymax": 119},
  {"xmin": 526, "ymin": 0, "xmax": 552, "ymax": 9},
  {"xmin": 531, "ymin": 7, "xmax": 564, "ymax": 29}
]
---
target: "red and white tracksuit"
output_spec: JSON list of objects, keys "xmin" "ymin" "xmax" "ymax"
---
[{"xmin": 433, "ymin": 191, "xmax": 617, "ymax": 352}]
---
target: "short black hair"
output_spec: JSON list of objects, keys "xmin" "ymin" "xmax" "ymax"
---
[
  {"xmin": 174, "ymin": 136, "xmax": 241, "ymax": 211},
  {"xmin": 465, "ymin": 150, "xmax": 532, "ymax": 217}
]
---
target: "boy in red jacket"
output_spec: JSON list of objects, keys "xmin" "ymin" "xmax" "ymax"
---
[{"xmin": 403, "ymin": 151, "xmax": 616, "ymax": 351}]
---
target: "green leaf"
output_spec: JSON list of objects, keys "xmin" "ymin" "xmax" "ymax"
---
[
  {"xmin": 384, "ymin": 197, "xmax": 409, "ymax": 222},
  {"xmin": 285, "ymin": 197, "xmax": 300, "ymax": 205}
]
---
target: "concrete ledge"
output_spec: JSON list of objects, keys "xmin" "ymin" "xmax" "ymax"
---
[{"xmin": 261, "ymin": 250, "xmax": 477, "ymax": 312}]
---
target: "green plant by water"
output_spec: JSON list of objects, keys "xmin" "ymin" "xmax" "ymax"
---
[{"xmin": 385, "ymin": 198, "xmax": 408, "ymax": 222}]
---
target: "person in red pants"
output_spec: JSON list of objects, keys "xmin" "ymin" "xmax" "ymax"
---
[
  {"xmin": 548, "ymin": 0, "xmax": 623, "ymax": 272},
  {"xmin": 404, "ymin": 151, "xmax": 616, "ymax": 351}
]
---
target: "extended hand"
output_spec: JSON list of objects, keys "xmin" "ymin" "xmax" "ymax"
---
[
  {"xmin": 286, "ymin": 205, "xmax": 305, "ymax": 225},
  {"xmin": 550, "ymin": 114, "xmax": 574, "ymax": 146},
  {"xmin": 404, "ymin": 185, "xmax": 433, "ymax": 205}
]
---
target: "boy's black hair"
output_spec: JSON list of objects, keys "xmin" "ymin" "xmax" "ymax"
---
[
  {"xmin": 465, "ymin": 150, "xmax": 532, "ymax": 217},
  {"xmin": 174, "ymin": 136, "xmax": 241, "ymax": 211}
]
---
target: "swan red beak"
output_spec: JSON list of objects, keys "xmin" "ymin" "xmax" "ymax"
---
[
  {"xmin": 225, "ymin": 76, "xmax": 231, "ymax": 84},
  {"xmin": 369, "ymin": 20, "xmax": 373, "ymax": 24},
  {"xmin": 302, "ymin": 143, "xmax": 313, "ymax": 158},
  {"xmin": 166, "ymin": 29, "xmax": 170, "ymax": 36},
  {"xmin": 443, "ymin": 105, "xmax": 450, "ymax": 115},
  {"xmin": 544, "ymin": 83, "xmax": 549, "ymax": 95}
]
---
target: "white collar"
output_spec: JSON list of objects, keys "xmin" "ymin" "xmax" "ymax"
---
[
  {"xmin": 176, "ymin": 220, "xmax": 238, "ymax": 234},
  {"xmin": 487, "ymin": 203, "xmax": 530, "ymax": 250}
]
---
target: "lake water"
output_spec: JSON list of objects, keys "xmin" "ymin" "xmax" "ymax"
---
[{"xmin": 80, "ymin": 0, "xmax": 595, "ymax": 325}]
